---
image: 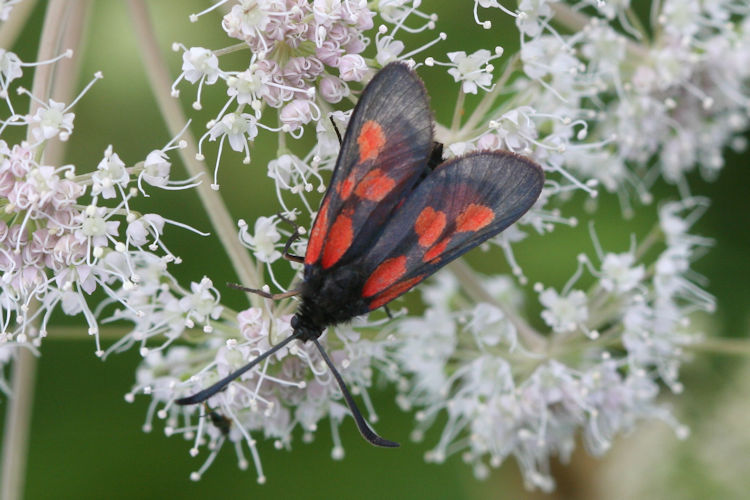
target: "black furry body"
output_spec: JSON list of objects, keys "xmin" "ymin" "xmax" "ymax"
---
[{"xmin": 293, "ymin": 266, "xmax": 371, "ymax": 341}]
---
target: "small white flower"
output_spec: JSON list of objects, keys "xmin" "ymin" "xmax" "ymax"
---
[
  {"xmin": 19, "ymin": 165, "xmax": 60, "ymax": 209},
  {"xmin": 521, "ymin": 36, "xmax": 579, "ymax": 84},
  {"xmin": 580, "ymin": 23, "xmax": 626, "ymax": 71},
  {"xmin": 126, "ymin": 214, "xmax": 165, "ymax": 247},
  {"xmin": 338, "ymin": 54, "xmax": 367, "ymax": 81},
  {"xmin": 30, "ymin": 99, "xmax": 75, "ymax": 142},
  {"xmin": 181, "ymin": 47, "xmax": 220, "ymax": 85},
  {"xmin": 313, "ymin": 0, "xmax": 342, "ymax": 26},
  {"xmin": 140, "ymin": 150, "xmax": 171, "ymax": 187},
  {"xmin": 660, "ymin": 0, "xmax": 702, "ymax": 39},
  {"xmin": 179, "ymin": 277, "xmax": 223, "ymax": 325},
  {"xmin": 446, "ymin": 141, "xmax": 475, "ymax": 156},
  {"xmin": 492, "ymin": 106, "xmax": 538, "ymax": 153},
  {"xmin": 517, "ymin": 0, "xmax": 552, "ymax": 37},
  {"xmin": 224, "ymin": 0, "xmax": 274, "ymax": 40},
  {"xmin": 226, "ymin": 65, "xmax": 272, "ymax": 105},
  {"xmin": 447, "ymin": 50, "xmax": 494, "ymax": 94},
  {"xmin": 539, "ymin": 288, "xmax": 588, "ymax": 334},
  {"xmin": 76, "ymin": 206, "xmax": 120, "ymax": 248},
  {"xmin": 246, "ymin": 216, "xmax": 281, "ymax": 263},
  {"xmin": 375, "ymin": 35, "xmax": 405, "ymax": 66},
  {"xmin": 279, "ymin": 99, "xmax": 317, "ymax": 130},
  {"xmin": 600, "ymin": 253, "xmax": 645, "ymax": 293},
  {"xmin": 208, "ymin": 112, "xmax": 258, "ymax": 152},
  {"xmin": 466, "ymin": 302, "xmax": 516, "ymax": 349},
  {"xmin": 91, "ymin": 146, "xmax": 129, "ymax": 199},
  {"xmin": 318, "ymin": 75, "xmax": 349, "ymax": 103},
  {"xmin": 0, "ymin": 49, "xmax": 22, "ymax": 85}
]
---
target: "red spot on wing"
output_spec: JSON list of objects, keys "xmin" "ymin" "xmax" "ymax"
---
[
  {"xmin": 357, "ymin": 120, "xmax": 385, "ymax": 162},
  {"xmin": 456, "ymin": 204, "xmax": 494, "ymax": 232},
  {"xmin": 338, "ymin": 173, "xmax": 355, "ymax": 200},
  {"xmin": 305, "ymin": 197, "xmax": 330, "ymax": 265},
  {"xmin": 354, "ymin": 168, "xmax": 395, "ymax": 201},
  {"xmin": 424, "ymin": 237, "xmax": 450, "ymax": 262},
  {"xmin": 362, "ymin": 256, "xmax": 407, "ymax": 297},
  {"xmin": 321, "ymin": 214, "xmax": 353, "ymax": 268},
  {"xmin": 368, "ymin": 275, "xmax": 424, "ymax": 310},
  {"xmin": 414, "ymin": 207, "xmax": 446, "ymax": 247}
]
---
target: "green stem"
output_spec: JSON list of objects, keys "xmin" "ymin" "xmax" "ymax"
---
[
  {"xmin": 449, "ymin": 259, "xmax": 547, "ymax": 353},
  {"xmin": 634, "ymin": 223, "xmax": 663, "ymax": 260},
  {"xmin": 458, "ymin": 53, "xmax": 520, "ymax": 138},
  {"xmin": 47, "ymin": 325, "xmax": 133, "ymax": 340},
  {"xmin": 685, "ymin": 337, "xmax": 750, "ymax": 357},
  {"xmin": 1, "ymin": 349, "xmax": 37, "ymax": 500},
  {"xmin": 584, "ymin": 221, "xmax": 663, "ymax": 329},
  {"xmin": 450, "ymin": 88, "xmax": 465, "ymax": 132},
  {"xmin": 213, "ymin": 42, "xmax": 248, "ymax": 56},
  {"xmin": 0, "ymin": 0, "xmax": 37, "ymax": 49},
  {"xmin": 625, "ymin": 7, "xmax": 650, "ymax": 42},
  {"xmin": 126, "ymin": 0, "xmax": 262, "ymax": 308},
  {"xmin": 550, "ymin": 3, "xmax": 650, "ymax": 60}
]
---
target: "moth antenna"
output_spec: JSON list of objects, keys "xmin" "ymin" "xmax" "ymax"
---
[
  {"xmin": 329, "ymin": 116, "xmax": 343, "ymax": 145},
  {"xmin": 276, "ymin": 211, "xmax": 299, "ymax": 228},
  {"xmin": 176, "ymin": 331, "xmax": 303, "ymax": 405},
  {"xmin": 276, "ymin": 213, "xmax": 305, "ymax": 263},
  {"xmin": 310, "ymin": 337, "xmax": 399, "ymax": 448},
  {"xmin": 383, "ymin": 304, "xmax": 394, "ymax": 320}
]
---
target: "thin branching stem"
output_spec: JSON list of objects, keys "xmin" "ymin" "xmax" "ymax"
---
[
  {"xmin": 126, "ymin": 0, "xmax": 262, "ymax": 308},
  {"xmin": 449, "ymin": 259, "xmax": 547, "ymax": 352},
  {"xmin": 686, "ymin": 337, "xmax": 750, "ymax": 357}
]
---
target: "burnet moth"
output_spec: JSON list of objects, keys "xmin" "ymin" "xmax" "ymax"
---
[{"xmin": 177, "ymin": 62, "xmax": 544, "ymax": 448}]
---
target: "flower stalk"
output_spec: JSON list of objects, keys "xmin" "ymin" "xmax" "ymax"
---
[{"xmin": 126, "ymin": 0, "xmax": 262, "ymax": 304}]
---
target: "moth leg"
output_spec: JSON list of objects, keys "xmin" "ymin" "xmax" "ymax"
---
[
  {"xmin": 311, "ymin": 337, "xmax": 399, "ymax": 448},
  {"xmin": 229, "ymin": 213, "xmax": 305, "ymax": 298},
  {"xmin": 226, "ymin": 282, "xmax": 301, "ymax": 300},
  {"xmin": 276, "ymin": 212, "xmax": 304, "ymax": 263},
  {"xmin": 329, "ymin": 116, "xmax": 343, "ymax": 145},
  {"xmin": 383, "ymin": 304, "xmax": 394, "ymax": 320}
]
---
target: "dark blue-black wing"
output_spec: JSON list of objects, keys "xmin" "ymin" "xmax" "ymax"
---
[
  {"xmin": 304, "ymin": 63, "xmax": 434, "ymax": 270},
  {"xmin": 356, "ymin": 151, "xmax": 544, "ymax": 310}
]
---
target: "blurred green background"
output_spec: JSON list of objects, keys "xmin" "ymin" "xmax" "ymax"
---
[{"xmin": 3, "ymin": 1, "xmax": 750, "ymax": 499}]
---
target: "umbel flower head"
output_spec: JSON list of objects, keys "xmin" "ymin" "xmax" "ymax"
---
[
  {"xmin": 4, "ymin": 0, "xmax": 745, "ymax": 493},
  {"xmin": 0, "ymin": 49, "xmax": 205, "ymax": 384},
  {"xmin": 114, "ymin": 0, "xmax": 750, "ymax": 490}
]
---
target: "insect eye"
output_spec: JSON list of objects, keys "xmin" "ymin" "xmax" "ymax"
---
[{"xmin": 290, "ymin": 315, "xmax": 299, "ymax": 328}]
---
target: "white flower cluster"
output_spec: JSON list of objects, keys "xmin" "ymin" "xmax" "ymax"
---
[
  {"xmin": 394, "ymin": 198, "xmax": 709, "ymax": 490},
  {"xmin": 126, "ymin": 0, "xmax": 749, "ymax": 490},
  {"xmin": 132, "ymin": 311, "xmax": 392, "ymax": 483},
  {"xmin": 472, "ymin": 0, "xmax": 750, "ymax": 208},
  {"xmin": 0, "ymin": 48, "xmax": 205, "ymax": 389},
  {"xmin": 172, "ymin": 0, "xmax": 443, "ymax": 188}
]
